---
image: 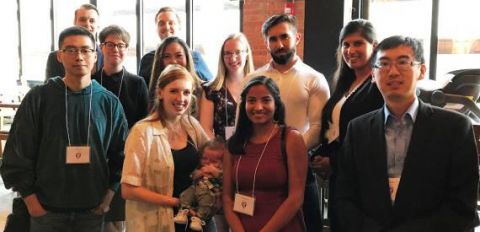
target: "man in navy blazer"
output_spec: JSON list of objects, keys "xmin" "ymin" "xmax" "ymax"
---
[{"xmin": 335, "ymin": 35, "xmax": 479, "ymax": 232}]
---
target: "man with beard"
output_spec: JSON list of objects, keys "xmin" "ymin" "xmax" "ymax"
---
[{"xmin": 245, "ymin": 14, "xmax": 330, "ymax": 232}]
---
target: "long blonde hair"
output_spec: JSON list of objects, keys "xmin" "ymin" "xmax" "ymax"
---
[{"xmin": 208, "ymin": 32, "xmax": 254, "ymax": 91}]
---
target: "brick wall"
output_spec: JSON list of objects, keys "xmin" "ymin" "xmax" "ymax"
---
[{"xmin": 243, "ymin": 0, "xmax": 305, "ymax": 69}]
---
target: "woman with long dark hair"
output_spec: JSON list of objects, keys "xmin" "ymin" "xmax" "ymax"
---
[
  {"xmin": 311, "ymin": 19, "xmax": 384, "ymax": 231},
  {"xmin": 223, "ymin": 76, "xmax": 307, "ymax": 231}
]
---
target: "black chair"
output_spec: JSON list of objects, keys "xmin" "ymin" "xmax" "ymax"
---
[{"xmin": 418, "ymin": 69, "xmax": 480, "ymax": 122}]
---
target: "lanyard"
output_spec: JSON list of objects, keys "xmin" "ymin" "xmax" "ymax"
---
[
  {"xmin": 64, "ymin": 81, "xmax": 93, "ymax": 146},
  {"xmin": 224, "ymin": 83, "xmax": 229, "ymax": 125},
  {"xmin": 235, "ymin": 124, "xmax": 277, "ymax": 197},
  {"xmin": 100, "ymin": 67, "xmax": 125, "ymax": 97}
]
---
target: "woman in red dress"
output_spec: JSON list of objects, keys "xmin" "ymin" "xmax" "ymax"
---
[{"xmin": 223, "ymin": 76, "xmax": 308, "ymax": 232}]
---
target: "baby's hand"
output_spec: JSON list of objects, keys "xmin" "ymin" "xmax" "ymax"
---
[{"xmin": 201, "ymin": 164, "xmax": 221, "ymax": 177}]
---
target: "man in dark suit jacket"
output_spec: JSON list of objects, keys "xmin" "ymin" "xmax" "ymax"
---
[{"xmin": 336, "ymin": 35, "xmax": 479, "ymax": 232}]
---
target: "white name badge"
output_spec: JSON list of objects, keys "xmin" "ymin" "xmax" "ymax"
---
[
  {"xmin": 388, "ymin": 177, "xmax": 401, "ymax": 203},
  {"xmin": 225, "ymin": 126, "xmax": 235, "ymax": 140},
  {"xmin": 66, "ymin": 146, "xmax": 91, "ymax": 164},
  {"xmin": 233, "ymin": 193, "xmax": 255, "ymax": 216}
]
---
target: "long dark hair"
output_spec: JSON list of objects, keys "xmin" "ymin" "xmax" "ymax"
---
[
  {"xmin": 320, "ymin": 19, "xmax": 377, "ymax": 144},
  {"xmin": 149, "ymin": 36, "xmax": 199, "ymax": 95},
  {"xmin": 227, "ymin": 76, "xmax": 285, "ymax": 154}
]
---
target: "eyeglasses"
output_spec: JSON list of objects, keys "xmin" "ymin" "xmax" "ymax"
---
[
  {"xmin": 223, "ymin": 50, "xmax": 246, "ymax": 58},
  {"xmin": 373, "ymin": 58, "xmax": 421, "ymax": 72},
  {"xmin": 61, "ymin": 47, "xmax": 95, "ymax": 57},
  {"xmin": 102, "ymin": 41, "xmax": 127, "ymax": 50}
]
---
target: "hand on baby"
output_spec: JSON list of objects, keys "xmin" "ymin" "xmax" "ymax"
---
[{"xmin": 200, "ymin": 164, "xmax": 221, "ymax": 177}]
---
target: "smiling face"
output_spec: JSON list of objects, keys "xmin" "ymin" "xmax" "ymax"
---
[
  {"xmin": 74, "ymin": 8, "xmax": 99, "ymax": 34},
  {"xmin": 156, "ymin": 11, "xmax": 179, "ymax": 40},
  {"xmin": 373, "ymin": 45, "xmax": 426, "ymax": 104},
  {"xmin": 342, "ymin": 32, "xmax": 375, "ymax": 71},
  {"xmin": 162, "ymin": 42, "xmax": 187, "ymax": 67},
  {"xmin": 101, "ymin": 35, "xmax": 127, "ymax": 68},
  {"xmin": 157, "ymin": 77, "xmax": 193, "ymax": 119},
  {"xmin": 245, "ymin": 84, "xmax": 276, "ymax": 125},
  {"xmin": 223, "ymin": 38, "xmax": 248, "ymax": 75}
]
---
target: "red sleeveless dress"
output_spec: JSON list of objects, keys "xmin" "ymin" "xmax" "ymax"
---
[{"xmin": 232, "ymin": 130, "xmax": 305, "ymax": 232}]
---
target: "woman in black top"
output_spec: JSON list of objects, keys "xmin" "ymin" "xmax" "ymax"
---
[{"xmin": 311, "ymin": 19, "xmax": 384, "ymax": 232}]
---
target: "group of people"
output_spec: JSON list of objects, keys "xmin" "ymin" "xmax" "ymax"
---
[{"xmin": 0, "ymin": 3, "xmax": 478, "ymax": 232}]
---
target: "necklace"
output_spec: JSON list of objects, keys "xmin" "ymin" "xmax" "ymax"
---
[{"xmin": 165, "ymin": 121, "xmax": 184, "ymax": 141}]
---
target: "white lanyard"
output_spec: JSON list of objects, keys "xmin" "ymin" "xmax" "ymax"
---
[
  {"xmin": 224, "ymin": 83, "xmax": 229, "ymax": 124},
  {"xmin": 64, "ymin": 81, "xmax": 93, "ymax": 146},
  {"xmin": 235, "ymin": 124, "xmax": 277, "ymax": 197},
  {"xmin": 100, "ymin": 67, "xmax": 125, "ymax": 97}
]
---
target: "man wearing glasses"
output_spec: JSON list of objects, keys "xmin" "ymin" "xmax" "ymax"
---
[
  {"xmin": 45, "ymin": 3, "xmax": 103, "ymax": 81},
  {"xmin": 1, "ymin": 26, "xmax": 128, "ymax": 232},
  {"xmin": 335, "ymin": 36, "xmax": 479, "ymax": 232},
  {"xmin": 91, "ymin": 24, "xmax": 149, "ymax": 232}
]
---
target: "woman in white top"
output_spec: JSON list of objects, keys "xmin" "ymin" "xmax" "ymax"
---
[{"xmin": 121, "ymin": 64, "xmax": 209, "ymax": 232}]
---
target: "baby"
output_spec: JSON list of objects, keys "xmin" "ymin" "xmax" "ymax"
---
[{"xmin": 174, "ymin": 138, "xmax": 224, "ymax": 231}]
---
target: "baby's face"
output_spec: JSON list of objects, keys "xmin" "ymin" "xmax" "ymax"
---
[{"xmin": 201, "ymin": 148, "xmax": 223, "ymax": 168}]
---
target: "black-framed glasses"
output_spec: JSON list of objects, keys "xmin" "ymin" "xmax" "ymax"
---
[
  {"xmin": 223, "ymin": 50, "xmax": 246, "ymax": 58},
  {"xmin": 102, "ymin": 41, "xmax": 127, "ymax": 50},
  {"xmin": 373, "ymin": 58, "xmax": 421, "ymax": 72},
  {"xmin": 61, "ymin": 47, "xmax": 95, "ymax": 57}
]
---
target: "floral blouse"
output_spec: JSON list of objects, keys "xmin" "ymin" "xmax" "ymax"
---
[{"xmin": 203, "ymin": 84, "xmax": 237, "ymax": 140}]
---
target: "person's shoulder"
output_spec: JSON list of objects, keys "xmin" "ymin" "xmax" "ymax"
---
[
  {"xmin": 295, "ymin": 61, "xmax": 325, "ymax": 78},
  {"xmin": 284, "ymin": 126, "xmax": 303, "ymax": 140},
  {"xmin": 140, "ymin": 50, "xmax": 155, "ymax": 60},
  {"xmin": 245, "ymin": 65, "xmax": 271, "ymax": 81},
  {"xmin": 423, "ymin": 102, "xmax": 471, "ymax": 125},
  {"xmin": 92, "ymin": 80, "xmax": 119, "ymax": 99},
  {"xmin": 350, "ymin": 108, "xmax": 381, "ymax": 126},
  {"xmin": 124, "ymin": 70, "xmax": 146, "ymax": 83},
  {"xmin": 183, "ymin": 115, "xmax": 201, "ymax": 126},
  {"xmin": 47, "ymin": 50, "xmax": 58, "ymax": 57}
]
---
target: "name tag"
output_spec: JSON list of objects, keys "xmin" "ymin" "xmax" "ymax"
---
[
  {"xmin": 66, "ymin": 146, "xmax": 90, "ymax": 164},
  {"xmin": 388, "ymin": 177, "xmax": 401, "ymax": 203},
  {"xmin": 233, "ymin": 193, "xmax": 255, "ymax": 216},
  {"xmin": 225, "ymin": 126, "xmax": 235, "ymax": 140}
]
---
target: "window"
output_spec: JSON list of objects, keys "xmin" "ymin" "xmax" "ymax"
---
[
  {"xmin": 192, "ymin": 0, "xmax": 241, "ymax": 75},
  {"xmin": 436, "ymin": 0, "xmax": 480, "ymax": 82},
  {"xmin": 368, "ymin": 0, "xmax": 432, "ymax": 78},
  {"xmin": 142, "ymin": 1, "xmax": 186, "ymax": 56},
  {"xmin": 368, "ymin": 0, "xmax": 480, "ymax": 82},
  {"xmin": 0, "ymin": 0, "xmax": 20, "ymax": 101},
  {"xmin": 20, "ymin": 0, "xmax": 52, "ymax": 82},
  {"xmin": 6, "ymin": 0, "xmax": 240, "ymax": 87},
  {"xmin": 54, "ymin": 0, "xmax": 89, "ymax": 49}
]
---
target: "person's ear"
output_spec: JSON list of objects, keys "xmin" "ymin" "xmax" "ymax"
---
[
  {"xmin": 295, "ymin": 32, "xmax": 302, "ymax": 46},
  {"xmin": 157, "ymin": 88, "xmax": 163, "ymax": 100},
  {"xmin": 56, "ymin": 50, "xmax": 63, "ymax": 64},
  {"xmin": 418, "ymin": 64, "xmax": 427, "ymax": 81}
]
